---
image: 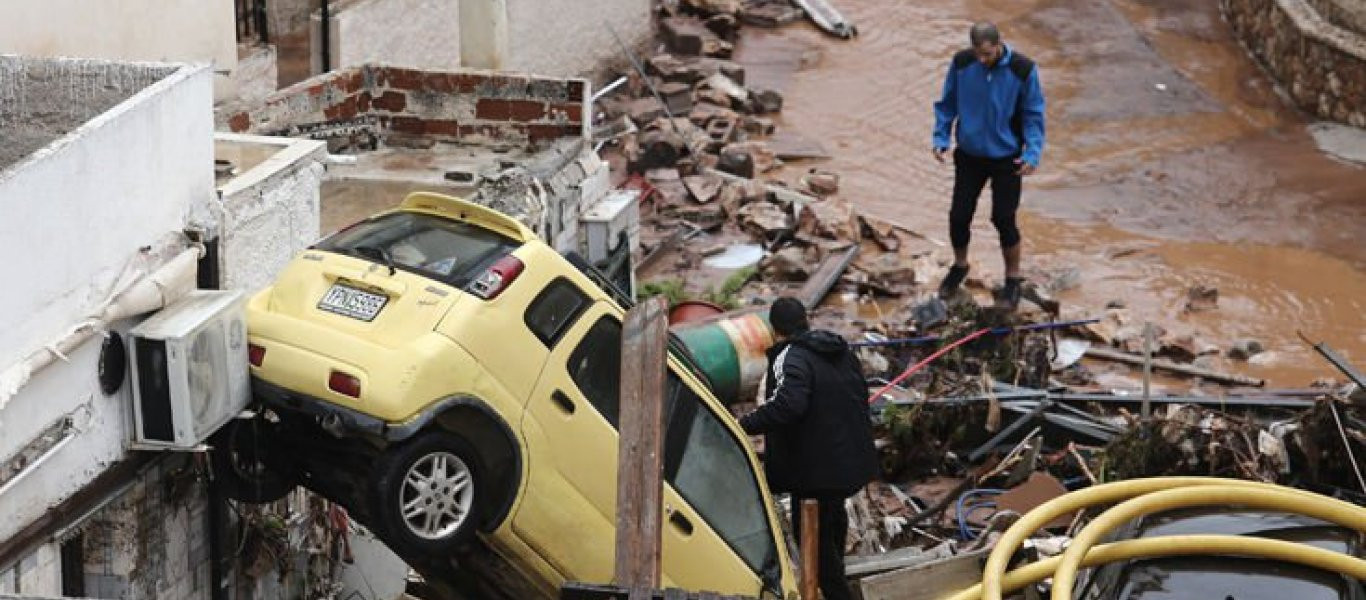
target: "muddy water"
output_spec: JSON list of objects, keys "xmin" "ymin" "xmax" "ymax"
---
[{"xmin": 737, "ymin": 0, "xmax": 1366, "ymax": 386}]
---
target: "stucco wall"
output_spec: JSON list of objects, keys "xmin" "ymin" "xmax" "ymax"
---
[
  {"xmin": 0, "ymin": 59, "xmax": 214, "ymax": 550},
  {"xmin": 0, "ymin": 0, "xmax": 236, "ymax": 71},
  {"xmin": 504, "ymin": 0, "xmax": 652, "ymax": 78},
  {"xmin": 1223, "ymin": 0, "xmax": 1366, "ymax": 126},
  {"xmin": 217, "ymin": 134, "xmax": 328, "ymax": 292},
  {"xmin": 326, "ymin": 0, "xmax": 462, "ymax": 71}
]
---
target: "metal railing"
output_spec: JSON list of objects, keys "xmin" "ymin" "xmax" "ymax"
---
[{"xmin": 235, "ymin": 0, "xmax": 270, "ymax": 44}]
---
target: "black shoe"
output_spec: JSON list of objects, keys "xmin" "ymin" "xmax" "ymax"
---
[
  {"xmin": 998, "ymin": 277, "xmax": 1024, "ymax": 310},
  {"xmin": 938, "ymin": 265, "xmax": 970, "ymax": 299}
]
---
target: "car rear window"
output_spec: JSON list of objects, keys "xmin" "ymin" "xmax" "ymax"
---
[{"xmin": 316, "ymin": 212, "xmax": 519, "ymax": 287}]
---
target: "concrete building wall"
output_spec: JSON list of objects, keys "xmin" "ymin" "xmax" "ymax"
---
[
  {"xmin": 503, "ymin": 0, "xmax": 652, "ymax": 78},
  {"xmin": 0, "ymin": 57, "xmax": 213, "ymax": 566},
  {"xmin": 1223, "ymin": 0, "xmax": 1366, "ymax": 127},
  {"xmin": 216, "ymin": 134, "xmax": 329, "ymax": 292},
  {"xmin": 318, "ymin": 0, "xmax": 462, "ymax": 72},
  {"xmin": 0, "ymin": 0, "xmax": 236, "ymax": 71}
]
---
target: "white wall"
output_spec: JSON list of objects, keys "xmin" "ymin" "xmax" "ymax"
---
[
  {"xmin": 504, "ymin": 0, "xmax": 651, "ymax": 77},
  {"xmin": 217, "ymin": 133, "xmax": 328, "ymax": 292},
  {"xmin": 326, "ymin": 0, "xmax": 462, "ymax": 71},
  {"xmin": 0, "ymin": 60, "xmax": 214, "ymax": 547},
  {"xmin": 0, "ymin": 0, "xmax": 237, "ymax": 71}
]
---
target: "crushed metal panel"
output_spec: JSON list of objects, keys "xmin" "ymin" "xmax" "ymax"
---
[{"xmin": 857, "ymin": 548, "xmax": 987, "ymax": 600}]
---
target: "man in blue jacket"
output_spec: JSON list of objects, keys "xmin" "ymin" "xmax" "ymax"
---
[{"xmin": 932, "ymin": 22, "xmax": 1046, "ymax": 309}]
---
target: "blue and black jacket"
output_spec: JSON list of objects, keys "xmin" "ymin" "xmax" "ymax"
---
[{"xmin": 933, "ymin": 45, "xmax": 1046, "ymax": 168}]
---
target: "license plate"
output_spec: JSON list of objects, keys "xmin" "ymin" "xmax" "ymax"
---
[{"xmin": 318, "ymin": 283, "xmax": 388, "ymax": 321}]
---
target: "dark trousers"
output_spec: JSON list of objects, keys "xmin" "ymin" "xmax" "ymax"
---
[
  {"xmin": 792, "ymin": 495, "xmax": 853, "ymax": 600},
  {"xmin": 950, "ymin": 149, "xmax": 1023, "ymax": 250}
]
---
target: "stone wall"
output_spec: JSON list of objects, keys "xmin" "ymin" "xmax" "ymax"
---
[
  {"xmin": 220, "ymin": 64, "xmax": 588, "ymax": 147},
  {"xmin": 1223, "ymin": 0, "xmax": 1366, "ymax": 126}
]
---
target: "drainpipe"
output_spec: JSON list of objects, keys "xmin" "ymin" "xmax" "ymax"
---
[
  {"xmin": 320, "ymin": 0, "xmax": 331, "ymax": 73},
  {"xmin": 0, "ymin": 244, "xmax": 204, "ymax": 414}
]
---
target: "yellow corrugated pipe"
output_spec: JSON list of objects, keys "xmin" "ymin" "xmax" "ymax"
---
[
  {"xmin": 1049, "ymin": 484, "xmax": 1366, "ymax": 600},
  {"xmin": 979, "ymin": 477, "xmax": 1364, "ymax": 600},
  {"xmin": 946, "ymin": 534, "xmax": 1366, "ymax": 600}
]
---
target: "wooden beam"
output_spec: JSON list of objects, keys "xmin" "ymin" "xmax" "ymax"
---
[
  {"xmin": 800, "ymin": 499, "xmax": 819, "ymax": 600},
  {"xmin": 616, "ymin": 296, "xmax": 671, "ymax": 596},
  {"xmin": 797, "ymin": 244, "xmax": 858, "ymax": 309},
  {"xmin": 1083, "ymin": 346, "xmax": 1265, "ymax": 387}
]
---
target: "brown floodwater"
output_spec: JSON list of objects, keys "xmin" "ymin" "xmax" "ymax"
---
[{"xmin": 736, "ymin": 0, "xmax": 1366, "ymax": 387}]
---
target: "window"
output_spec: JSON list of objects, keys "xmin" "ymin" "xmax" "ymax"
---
[
  {"xmin": 525, "ymin": 279, "xmax": 590, "ymax": 347},
  {"xmin": 315, "ymin": 212, "xmax": 518, "ymax": 287},
  {"xmin": 664, "ymin": 377, "xmax": 777, "ymax": 575},
  {"xmin": 566, "ymin": 316, "xmax": 622, "ymax": 426}
]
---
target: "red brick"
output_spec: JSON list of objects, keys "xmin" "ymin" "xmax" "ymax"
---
[
  {"xmin": 566, "ymin": 80, "xmax": 586, "ymax": 99},
  {"xmin": 423, "ymin": 73, "xmax": 455, "ymax": 93},
  {"xmin": 389, "ymin": 116, "xmax": 426, "ymax": 135},
  {"xmin": 548, "ymin": 102, "xmax": 583, "ymax": 123},
  {"xmin": 372, "ymin": 91, "xmax": 407, "ymax": 112},
  {"xmin": 475, "ymin": 99, "xmax": 546, "ymax": 122},
  {"xmin": 228, "ymin": 112, "xmax": 251, "ymax": 132},
  {"xmin": 344, "ymin": 69, "xmax": 366, "ymax": 93},
  {"xmin": 325, "ymin": 95, "xmax": 359, "ymax": 120},
  {"xmin": 528, "ymin": 123, "xmax": 575, "ymax": 142},
  {"xmin": 356, "ymin": 91, "xmax": 373, "ymax": 113},
  {"xmin": 453, "ymin": 73, "xmax": 483, "ymax": 93},
  {"xmin": 387, "ymin": 68, "xmax": 424, "ymax": 91},
  {"xmin": 307, "ymin": 83, "xmax": 325, "ymax": 97},
  {"xmin": 423, "ymin": 119, "xmax": 461, "ymax": 136}
]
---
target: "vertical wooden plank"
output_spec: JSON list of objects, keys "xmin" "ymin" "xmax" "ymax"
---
[
  {"xmin": 800, "ymin": 499, "xmax": 820, "ymax": 600},
  {"xmin": 616, "ymin": 296, "xmax": 670, "ymax": 598}
]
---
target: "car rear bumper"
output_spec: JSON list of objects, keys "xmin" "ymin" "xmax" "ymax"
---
[{"xmin": 253, "ymin": 375, "xmax": 388, "ymax": 439}]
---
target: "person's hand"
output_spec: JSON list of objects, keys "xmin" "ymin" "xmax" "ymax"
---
[
  {"xmin": 933, "ymin": 147, "xmax": 948, "ymax": 163},
  {"xmin": 1015, "ymin": 158, "xmax": 1037, "ymax": 176}
]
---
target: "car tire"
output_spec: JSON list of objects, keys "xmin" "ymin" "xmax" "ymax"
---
[
  {"xmin": 373, "ymin": 431, "xmax": 484, "ymax": 555},
  {"xmin": 209, "ymin": 417, "xmax": 298, "ymax": 504}
]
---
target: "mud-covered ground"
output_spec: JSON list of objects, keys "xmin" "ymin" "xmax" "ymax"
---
[{"xmin": 737, "ymin": 0, "xmax": 1366, "ymax": 387}]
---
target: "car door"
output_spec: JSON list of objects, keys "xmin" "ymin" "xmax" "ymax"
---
[
  {"xmin": 514, "ymin": 298, "xmax": 623, "ymax": 583},
  {"xmin": 659, "ymin": 370, "xmax": 783, "ymax": 597}
]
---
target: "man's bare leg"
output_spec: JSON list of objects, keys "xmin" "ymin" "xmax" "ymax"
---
[{"xmin": 1002, "ymin": 243, "xmax": 1021, "ymax": 279}]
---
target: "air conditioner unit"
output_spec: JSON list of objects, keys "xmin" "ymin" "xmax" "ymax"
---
[{"xmin": 127, "ymin": 290, "xmax": 249, "ymax": 450}]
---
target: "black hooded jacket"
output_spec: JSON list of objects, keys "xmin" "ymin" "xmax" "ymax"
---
[{"xmin": 739, "ymin": 329, "xmax": 878, "ymax": 496}]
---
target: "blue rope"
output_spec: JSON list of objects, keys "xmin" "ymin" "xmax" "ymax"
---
[
  {"xmin": 955, "ymin": 488, "xmax": 1007, "ymax": 540},
  {"xmin": 850, "ymin": 318, "xmax": 1101, "ymax": 348}
]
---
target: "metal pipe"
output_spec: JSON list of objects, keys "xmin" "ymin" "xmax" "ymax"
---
[{"xmin": 320, "ymin": 0, "xmax": 331, "ymax": 73}]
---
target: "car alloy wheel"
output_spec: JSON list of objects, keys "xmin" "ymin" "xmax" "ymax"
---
[{"xmin": 399, "ymin": 451, "xmax": 475, "ymax": 540}]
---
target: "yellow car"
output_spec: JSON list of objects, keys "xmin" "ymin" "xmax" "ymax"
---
[{"xmin": 220, "ymin": 192, "xmax": 798, "ymax": 598}]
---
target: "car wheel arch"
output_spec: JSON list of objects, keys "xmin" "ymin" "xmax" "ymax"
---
[{"xmin": 388, "ymin": 395, "xmax": 522, "ymax": 532}]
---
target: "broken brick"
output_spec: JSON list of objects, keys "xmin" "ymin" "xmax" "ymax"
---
[
  {"xmin": 372, "ymin": 91, "xmax": 407, "ymax": 112},
  {"xmin": 228, "ymin": 112, "xmax": 251, "ymax": 132}
]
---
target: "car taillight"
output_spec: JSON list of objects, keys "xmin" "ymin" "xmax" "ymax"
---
[
  {"xmin": 328, "ymin": 371, "xmax": 362, "ymax": 398},
  {"xmin": 469, "ymin": 255, "xmax": 524, "ymax": 300},
  {"xmin": 248, "ymin": 344, "xmax": 266, "ymax": 367}
]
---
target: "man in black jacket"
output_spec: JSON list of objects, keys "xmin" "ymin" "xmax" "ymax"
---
[{"xmin": 740, "ymin": 297, "xmax": 877, "ymax": 600}]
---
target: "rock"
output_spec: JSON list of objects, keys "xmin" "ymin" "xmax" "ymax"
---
[
  {"xmin": 721, "ymin": 141, "xmax": 779, "ymax": 172},
  {"xmin": 802, "ymin": 169, "xmax": 841, "ymax": 196},
  {"xmin": 741, "ymin": 1, "xmax": 805, "ymax": 27},
  {"xmin": 626, "ymin": 97, "xmax": 668, "ymax": 126},
  {"xmin": 736, "ymin": 201, "xmax": 792, "ymax": 240},
  {"xmin": 759, "ymin": 246, "xmax": 810, "ymax": 281},
  {"xmin": 699, "ymin": 72, "xmax": 749, "ymax": 108},
  {"xmin": 716, "ymin": 147, "xmax": 756, "ymax": 178},
  {"xmin": 751, "ymin": 88, "xmax": 784, "ymax": 113},
  {"xmin": 860, "ymin": 216, "xmax": 900, "ymax": 252},
  {"xmin": 853, "ymin": 253, "xmax": 918, "ymax": 294},
  {"xmin": 912, "ymin": 297, "xmax": 949, "ymax": 329},
  {"xmin": 1105, "ymin": 299, "xmax": 1127, "ymax": 309},
  {"xmin": 1248, "ymin": 350, "xmax": 1281, "ymax": 367},
  {"xmin": 1044, "ymin": 267, "xmax": 1082, "ymax": 294},
  {"xmin": 705, "ymin": 13, "xmax": 740, "ymax": 41},
  {"xmin": 1161, "ymin": 334, "xmax": 1218, "ymax": 363},
  {"xmin": 657, "ymin": 81, "xmax": 694, "ymax": 115},
  {"xmin": 684, "ymin": 0, "xmax": 742, "ymax": 16},
  {"xmin": 856, "ymin": 347, "xmax": 891, "ymax": 376},
  {"xmin": 683, "ymin": 173, "xmax": 724, "ymax": 204},
  {"xmin": 1185, "ymin": 284, "xmax": 1219, "ymax": 312},
  {"xmin": 661, "ymin": 17, "xmax": 709, "ymax": 55},
  {"xmin": 1227, "ymin": 338, "xmax": 1265, "ymax": 360},
  {"xmin": 797, "ymin": 197, "xmax": 861, "ymax": 242},
  {"xmin": 741, "ymin": 115, "xmax": 776, "ymax": 135}
]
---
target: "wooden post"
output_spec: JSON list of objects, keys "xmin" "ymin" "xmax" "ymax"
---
[
  {"xmin": 616, "ymin": 296, "xmax": 671, "ymax": 599},
  {"xmin": 1141, "ymin": 323, "xmax": 1154, "ymax": 419},
  {"xmin": 800, "ymin": 499, "xmax": 820, "ymax": 600}
]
